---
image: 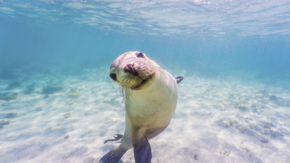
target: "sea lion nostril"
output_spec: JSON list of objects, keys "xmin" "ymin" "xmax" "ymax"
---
[
  {"xmin": 124, "ymin": 64, "xmax": 138, "ymax": 76},
  {"xmin": 110, "ymin": 73, "xmax": 117, "ymax": 81}
]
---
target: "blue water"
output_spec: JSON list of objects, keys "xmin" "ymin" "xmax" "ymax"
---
[
  {"xmin": 1, "ymin": 1, "xmax": 290, "ymax": 162},
  {"xmin": 1, "ymin": 0, "xmax": 290, "ymax": 84}
]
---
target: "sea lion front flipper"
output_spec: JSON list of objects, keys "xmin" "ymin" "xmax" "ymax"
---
[
  {"xmin": 176, "ymin": 76, "xmax": 183, "ymax": 84},
  {"xmin": 99, "ymin": 144, "xmax": 127, "ymax": 163},
  {"xmin": 104, "ymin": 134, "xmax": 123, "ymax": 144},
  {"xmin": 133, "ymin": 136, "xmax": 152, "ymax": 163}
]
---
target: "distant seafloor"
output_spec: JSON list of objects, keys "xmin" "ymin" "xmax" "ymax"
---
[{"xmin": 0, "ymin": 65, "xmax": 290, "ymax": 163}]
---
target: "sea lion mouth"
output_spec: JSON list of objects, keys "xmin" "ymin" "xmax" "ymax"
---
[{"xmin": 132, "ymin": 74, "xmax": 154, "ymax": 90}]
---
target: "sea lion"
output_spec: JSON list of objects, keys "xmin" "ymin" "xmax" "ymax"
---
[{"xmin": 100, "ymin": 51, "xmax": 183, "ymax": 163}]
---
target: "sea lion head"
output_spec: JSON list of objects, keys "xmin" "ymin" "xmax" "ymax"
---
[{"xmin": 109, "ymin": 51, "xmax": 159, "ymax": 90}]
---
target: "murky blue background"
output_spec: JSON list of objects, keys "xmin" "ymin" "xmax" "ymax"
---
[
  {"xmin": 1, "ymin": 1, "xmax": 290, "ymax": 162},
  {"xmin": 0, "ymin": 0, "xmax": 290, "ymax": 86}
]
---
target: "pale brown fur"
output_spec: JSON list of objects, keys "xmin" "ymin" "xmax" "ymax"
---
[{"xmin": 101, "ymin": 51, "xmax": 179, "ymax": 163}]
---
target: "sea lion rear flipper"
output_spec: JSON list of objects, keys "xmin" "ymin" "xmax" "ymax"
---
[
  {"xmin": 133, "ymin": 136, "xmax": 152, "ymax": 163},
  {"xmin": 176, "ymin": 76, "xmax": 183, "ymax": 84},
  {"xmin": 104, "ymin": 134, "xmax": 123, "ymax": 144},
  {"xmin": 99, "ymin": 144, "xmax": 127, "ymax": 163}
]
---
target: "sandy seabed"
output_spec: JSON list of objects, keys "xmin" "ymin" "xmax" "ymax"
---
[{"xmin": 0, "ymin": 66, "xmax": 290, "ymax": 163}]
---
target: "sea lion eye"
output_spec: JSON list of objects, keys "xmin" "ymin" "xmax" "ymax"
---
[
  {"xmin": 136, "ymin": 52, "xmax": 144, "ymax": 58},
  {"xmin": 110, "ymin": 73, "xmax": 117, "ymax": 81}
]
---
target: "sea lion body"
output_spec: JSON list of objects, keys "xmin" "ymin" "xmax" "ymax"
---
[
  {"xmin": 100, "ymin": 51, "xmax": 182, "ymax": 163},
  {"xmin": 123, "ymin": 69, "xmax": 178, "ymax": 146}
]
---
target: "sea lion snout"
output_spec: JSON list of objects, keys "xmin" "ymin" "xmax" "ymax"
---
[
  {"xmin": 109, "ymin": 51, "xmax": 159, "ymax": 89},
  {"xmin": 124, "ymin": 63, "xmax": 138, "ymax": 76}
]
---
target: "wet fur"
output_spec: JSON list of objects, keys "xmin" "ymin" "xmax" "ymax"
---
[{"xmin": 101, "ymin": 51, "xmax": 179, "ymax": 163}]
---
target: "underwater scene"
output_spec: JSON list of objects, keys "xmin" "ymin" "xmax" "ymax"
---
[{"xmin": 1, "ymin": 0, "xmax": 290, "ymax": 163}]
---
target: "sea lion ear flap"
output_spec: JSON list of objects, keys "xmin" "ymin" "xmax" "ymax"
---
[{"xmin": 176, "ymin": 76, "xmax": 183, "ymax": 84}]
